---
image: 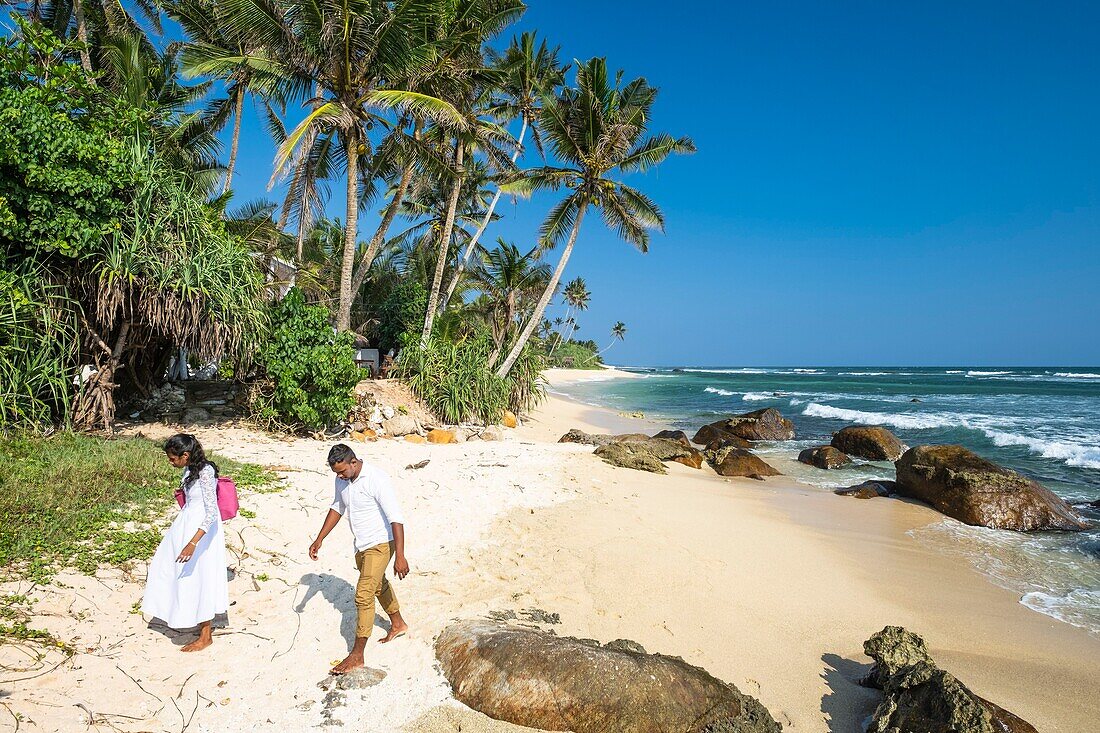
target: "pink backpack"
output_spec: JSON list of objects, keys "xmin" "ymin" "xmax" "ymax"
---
[{"xmin": 175, "ymin": 476, "xmax": 239, "ymax": 521}]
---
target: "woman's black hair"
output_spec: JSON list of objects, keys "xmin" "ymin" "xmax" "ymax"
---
[{"xmin": 165, "ymin": 433, "xmax": 219, "ymax": 487}]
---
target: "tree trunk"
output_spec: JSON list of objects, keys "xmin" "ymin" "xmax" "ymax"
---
[
  {"xmin": 486, "ymin": 291, "xmax": 516, "ymax": 367},
  {"xmin": 74, "ymin": 322, "xmax": 131, "ymax": 432},
  {"xmin": 421, "ymin": 140, "xmax": 465, "ymax": 345},
  {"xmin": 223, "ymin": 86, "xmax": 245, "ymax": 195},
  {"xmin": 337, "ymin": 132, "xmax": 360, "ymax": 331},
  {"xmin": 439, "ymin": 116, "xmax": 528, "ymax": 314},
  {"xmin": 496, "ymin": 203, "xmax": 587, "ymax": 378},
  {"xmin": 73, "ymin": 0, "xmax": 93, "ymax": 75}
]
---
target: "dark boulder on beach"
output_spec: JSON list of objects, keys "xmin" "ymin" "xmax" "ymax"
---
[
  {"xmin": 435, "ymin": 620, "xmax": 782, "ymax": 733},
  {"xmin": 798, "ymin": 445, "xmax": 852, "ymax": 469},
  {"xmin": 835, "ymin": 480, "xmax": 896, "ymax": 499},
  {"xmin": 594, "ymin": 442, "xmax": 667, "ymax": 473},
  {"xmin": 652, "ymin": 429, "xmax": 693, "ymax": 447},
  {"xmin": 831, "ymin": 426, "xmax": 906, "ymax": 462},
  {"xmin": 862, "ymin": 626, "xmax": 1039, "ymax": 733},
  {"xmin": 895, "ymin": 445, "xmax": 1087, "ymax": 531},
  {"xmin": 559, "ymin": 429, "xmax": 614, "ymax": 446},
  {"xmin": 709, "ymin": 447, "xmax": 781, "ymax": 478},
  {"xmin": 693, "ymin": 408, "xmax": 794, "ymax": 444}
]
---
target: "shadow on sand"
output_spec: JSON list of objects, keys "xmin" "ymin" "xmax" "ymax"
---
[
  {"xmin": 297, "ymin": 573, "xmax": 393, "ymax": 650},
  {"xmin": 820, "ymin": 652, "xmax": 879, "ymax": 732}
]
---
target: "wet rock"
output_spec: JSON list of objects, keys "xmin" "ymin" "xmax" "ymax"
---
[
  {"xmin": 692, "ymin": 422, "xmax": 753, "ymax": 450},
  {"xmin": 831, "ymin": 426, "xmax": 906, "ymax": 462},
  {"xmin": 863, "ymin": 626, "xmax": 1038, "ymax": 733},
  {"xmin": 383, "ymin": 415, "xmax": 419, "ymax": 437},
  {"xmin": 696, "ymin": 408, "xmax": 795, "ymax": 443},
  {"xmin": 895, "ymin": 445, "xmax": 1087, "ymax": 531},
  {"xmin": 835, "ymin": 480, "xmax": 896, "ymax": 499},
  {"xmin": 435, "ymin": 620, "xmax": 781, "ymax": 733},
  {"xmin": 710, "ymin": 448, "xmax": 781, "ymax": 478},
  {"xmin": 910, "ymin": 398, "xmax": 922, "ymax": 403},
  {"xmin": 798, "ymin": 445, "xmax": 852, "ymax": 469},
  {"xmin": 594, "ymin": 442, "xmax": 667, "ymax": 474}
]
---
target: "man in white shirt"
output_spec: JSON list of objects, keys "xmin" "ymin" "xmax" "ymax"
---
[{"xmin": 309, "ymin": 444, "xmax": 410, "ymax": 675}]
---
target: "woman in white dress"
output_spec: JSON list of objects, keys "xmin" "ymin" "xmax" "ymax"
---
[{"xmin": 142, "ymin": 434, "xmax": 229, "ymax": 652}]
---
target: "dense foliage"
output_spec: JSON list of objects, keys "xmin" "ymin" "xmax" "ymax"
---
[{"xmin": 252, "ymin": 288, "xmax": 359, "ymax": 430}]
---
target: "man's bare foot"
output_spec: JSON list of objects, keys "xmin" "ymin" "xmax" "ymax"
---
[
  {"xmin": 379, "ymin": 619, "xmax": 408, "ymax": 643},
  {"xmin": 181, "ymin": 636, "xmax": 212, "ymax": 652},
  {"xmin": 330, "ymin": 652, "xmax": 364, "ymax": 675}
]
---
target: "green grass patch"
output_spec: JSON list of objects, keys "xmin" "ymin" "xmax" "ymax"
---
[{"xmin": 0, "ymin": 431, "xmax": 279, "ymax": 581}]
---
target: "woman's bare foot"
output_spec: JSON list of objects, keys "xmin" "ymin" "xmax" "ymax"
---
[
  {"xmin": 181, "ymin": 635, "xmax": 212, "ymax": 652},
  {"xmin": 379, "ymin": 618, "xmax": 408, "ymax": 643},
  {"xmin": 330, "ymin": 651, "xmax": 364, "ymax": 675}
]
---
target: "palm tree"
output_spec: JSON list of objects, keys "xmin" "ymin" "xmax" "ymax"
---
[
  {"xmin": 494, "ymin": 58, "xmax": 694, "ymax": 377},
  {"xmin": 549, "ymin": 275, "xmax": 588, "ymax": 356},
  {"xmin": 599, "ymin": 320, "xmax": 627, "ymax": 355},
  {"xmin": 472, "ymin": 238, "xmax": 550, "ymax": 364},
  {"xmin": 168, "ymin": 0, "xmax": 287, "ymax": 194},
  {"xmin": 438, "ymin": 31, "xmax": 566, "ymax": 312},
  {"xmin": 225, "ymin": 0, "xmax": 467, "ymax": 332}
]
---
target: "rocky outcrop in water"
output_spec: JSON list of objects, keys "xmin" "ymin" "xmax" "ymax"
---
[
  {"xmin": 693, "ymin": 408, "xmax": 794, "ymax": 446},
  {"xmin": 835, "ymin": 480, "xmax": 896, "ymax": 499},
  {"xmin": 798, "ymin": 445, "xmax": 852, "ymax": 469},
  {"xmin": 830, "ymin": 426, "xmax": 906, "ymax": 461},
  {"xmin": 435, "ymin": 620, "xmax": 781, "ymax": 733},
  {"xmin": 895, "ymin": 445, "xmax": 1087, "ymax": 531},
  {"xmin": 862, "ymin": 626, "xmax": 1038, "ymax": 733}
]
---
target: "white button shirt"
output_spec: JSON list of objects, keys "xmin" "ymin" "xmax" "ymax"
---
[{"xmin": 330, "ymin": 463, "xmax": 405, "ymax": 552}]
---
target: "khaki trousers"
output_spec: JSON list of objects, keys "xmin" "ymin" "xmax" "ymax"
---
[{"xmin": 354, "ymin": 541, "xmax": 399, "ymax": 638}]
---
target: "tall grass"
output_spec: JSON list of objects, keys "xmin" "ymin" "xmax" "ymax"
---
[{"xmin": 396, "ymin": 333, "xmax": 546, "ymax": 425}]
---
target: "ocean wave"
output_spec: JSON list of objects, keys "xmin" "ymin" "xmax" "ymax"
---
[
  {"xmin": 791, "ymin": 368, "xmax": 822, "ymax": 373},
  {"xmin": 801, "ymin": 402, "xmax": 960, "ymax": 430},
  {"xmin": 1054, "ymin": 372, "xmax": 1100, "ymax": 379},
  {"xmin": 966, "ymin": 370, "xmax": 1012, "ymax": 377},
  {"xmin": 703, "ymin": 386, "xmax": 736, "ymax": 397},
  {"xmin": 1021, "ymin": 590, "xmax": 1100, "ymax": 634},
  {"xmin": 741, "ymin": 391, "xmax": 775, "ymax": 401},
  {"xmin": 838, "ymin": 371, "xmax": 893, "ymax": 376},
  {"xmin": 982, "ymin": 429, "xmax": 1100, "ymax": 469},
  {"xmin": 945, "ymin": 370, "xmax": 965, "ymax": 373},
  {"xmin": 681, "ymin": 368, "xmax": 772, "ymax": 374}
]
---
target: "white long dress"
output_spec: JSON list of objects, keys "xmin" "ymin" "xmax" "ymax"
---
[{"xmin": 142, "ymin": 465, "xmax": 229, "ymax": 629}]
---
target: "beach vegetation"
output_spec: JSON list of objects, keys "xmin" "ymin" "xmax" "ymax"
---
[{"xmin": 0, "ymin": 432, "xmax": 278, "ymax": 581}]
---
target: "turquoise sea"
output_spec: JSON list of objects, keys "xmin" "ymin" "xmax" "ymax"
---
[{"xmin": 550, "ymin": 367, "xmax": 1100, "ymax": 635}]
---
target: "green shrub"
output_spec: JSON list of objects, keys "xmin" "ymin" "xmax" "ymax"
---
[
  {"xmin": 396, "ymin": 333, "xmax": 545, "ymax": 424},
  {"xmin": 377, "ymin": 279, "xmax": 427, "ymax": 353},
  {"xmin": 545, "ymin": 340, "xmax": 602, "ymax": 369},
  {"xmin": 253, "ymin": 288, "xmax": 359, "ymax": 431}
]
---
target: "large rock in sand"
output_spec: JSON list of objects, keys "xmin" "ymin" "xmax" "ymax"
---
[
  {"xmin": 831, "ymin": 426, "xmax": 905, "ymax": 462},
  {"xmin": 709, "ymin": 447, "xmax": 781, "ymax": 479},
  {"xmin": 895, "ymin": 445, "xmax": 1086, "ymax": 531},
  {"xmin": 383, "ymin": 414, "xmax": 419, "ymax": 437},
  {"xmin": 798, "ymin": 445, "xmax": 851, "ymax": 469},
  {"xmin": 435, "ymin": 620, "xmax": 781, "ymax": 733},
  {"xmin": 863, "ymin": 626, "xmax": 1038, "ymax": 733},
  {"xmin": 835, "ymin": 480, "xmax": 896, "ymax": 499},
  {"xmin": 592, "ymin": 437, "xmax": 705, "ymax": 473},
  {"xmin": 695, "ymin": 409, "xmax": 794, "ymax": 444}
]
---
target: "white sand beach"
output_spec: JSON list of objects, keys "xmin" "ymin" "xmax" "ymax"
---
[{"xmin": 3, "ymin": 369, "xmax": 1099, "ymax": 732}]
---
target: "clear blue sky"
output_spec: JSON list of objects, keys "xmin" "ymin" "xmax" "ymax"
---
[{"xmin": 221, "ymin": 1, "xmax": 1100, "ymax": 366}]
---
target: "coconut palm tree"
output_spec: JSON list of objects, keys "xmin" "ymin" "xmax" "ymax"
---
[
  {"xmin": 599, "ymin": 320, "xmax": 627, "ymax": 355},
  {"xmin": 549, "ymin": 275, "xmax": 588, "ymax": 356},
  {"xmin": 168, "ymin": 0, "xmax": 287, "ymax": 194},
  {"xmin": 471, "ymin": 238, "xmax": 550, "ymax": 363},
  {"xmin": 494, "ymin": 58, "xmax": 694, "ymax": 377},
  {"xmin": 223, "ymin": 0, "xmax": 468, "ymax": 331},
  {"xmin": 438, "ymin": 31, "xmax": 566, "ymax": 312}
]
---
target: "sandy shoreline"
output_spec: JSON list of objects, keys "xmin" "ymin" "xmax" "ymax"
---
[{"xmin": 3, "ymin": 372, "xmax": 1098, "ymax": 732}]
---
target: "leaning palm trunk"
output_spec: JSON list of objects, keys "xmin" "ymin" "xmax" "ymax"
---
[
  {"xmin": 439, "ymin": 117, "xmax": 528, "ymax": 314},
  {"xmin": 337, "ymin": 132, "xmax": 360, "ymax": 331},
  {"xmin": 496, "ymin": 204, "xmax": 587, "ymax": 378},
  {"xmin": 421, "ymin": 141, "xmax": 465, "ymax": 344},
  {"xmin": 349, "ymin": 160, "xmax": 416, "ymax": 296},
  {"xmin": 223, "ymin": 88, "xmax": 245, "ymax": 194},
  {"xmin": 546, "ymin": 306, "xmax": 573, "ymax": 358}
]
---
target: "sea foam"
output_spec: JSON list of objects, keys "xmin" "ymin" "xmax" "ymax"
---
[
  {"xmin": 983, "ymin": 429, "xmax": 1100, "ymax": 470},
  {"xmin": 802, "ymin": 402, "xmax": 958, "ymax": 430},
  {"xmin": 703, "ymin": 386, "xmax": 736, "ymax": 397}
]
